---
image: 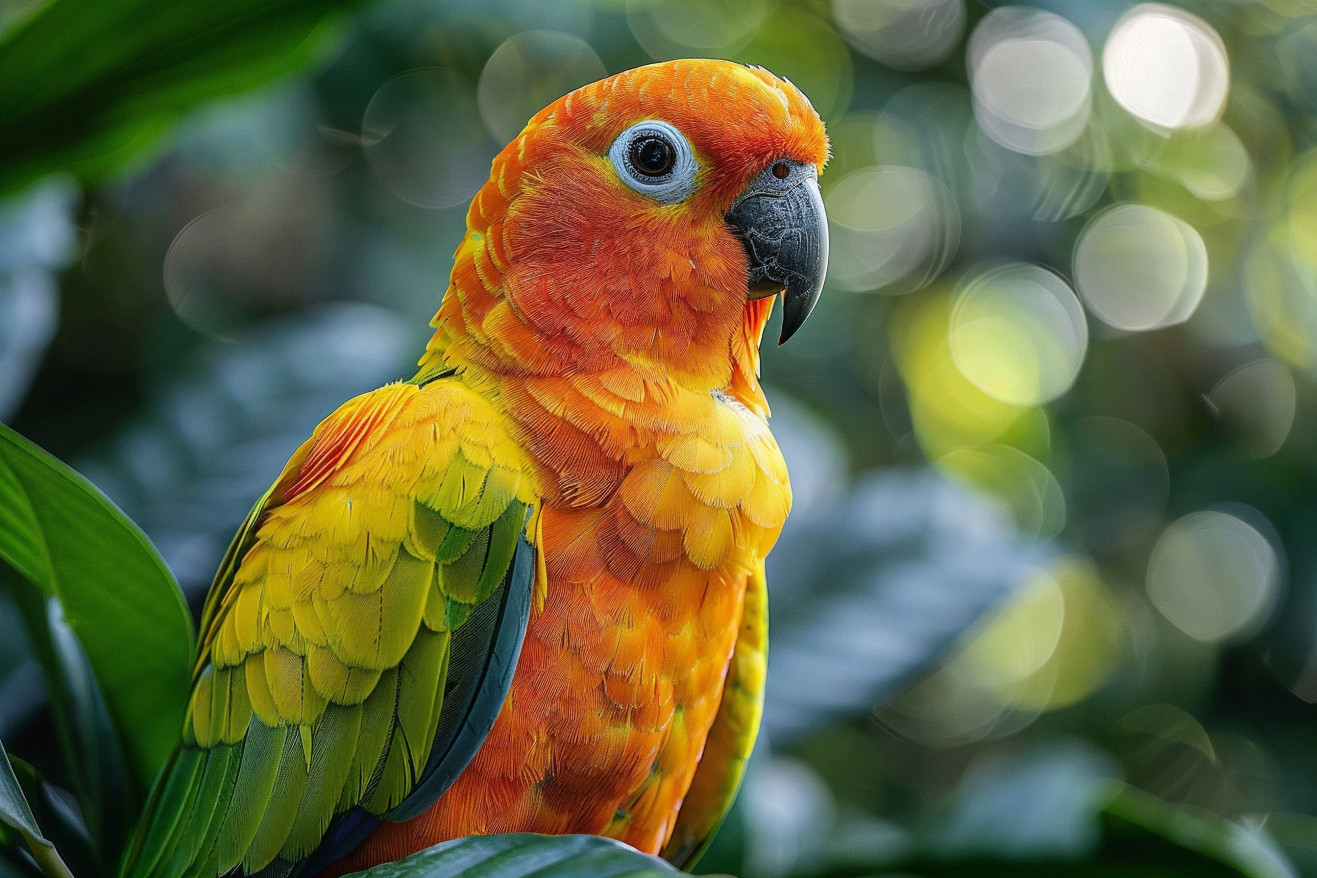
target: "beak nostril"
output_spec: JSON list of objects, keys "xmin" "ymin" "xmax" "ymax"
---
[{"xmin": 772, "ymin": 161, "xmax": 790, "ymax": 180}]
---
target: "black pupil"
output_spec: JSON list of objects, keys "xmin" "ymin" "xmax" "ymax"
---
[{"xmin": 630, "ymin": 135, "xmax": 675, "ymax": 177}]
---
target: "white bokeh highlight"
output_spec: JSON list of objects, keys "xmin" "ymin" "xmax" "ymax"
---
[
  {"xmin": 1073, "ymin": 203, "xmax": 1208, "ymax": 331},
  {"xmin": 968, "ymin": 7, "xmax": 1093, "ymax": 155},
  {"xmin": 1147, "ymin": 510, "xmax": 1281, "ymax": 644},
  {"xmin": 1104, "ymin": 4, "xmax": 1230, "ymax": 130}
]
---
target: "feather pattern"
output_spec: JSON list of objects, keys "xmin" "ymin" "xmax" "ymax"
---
[
  {"xmin": 121, "ymin": 380, "xmax": 540, "ymax": 878},
  {"xmin": 124, "ymin": 57, "xmax": 825, "ymax": 878},
  {"xmin": 328, "ymin": 59, "xmax": 822, "ymax": 874}
]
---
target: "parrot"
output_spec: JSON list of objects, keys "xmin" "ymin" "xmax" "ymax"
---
[{"xmin": 118, "ymin": 57, "xmax": 829, "ymax": 878}]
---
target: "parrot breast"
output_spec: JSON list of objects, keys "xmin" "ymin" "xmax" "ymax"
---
[
  {"xmin": 327, "ymin": 311, "xmax": 791, "ymax": 873},
  {"xmin": 324, "ymin": 57, "xmax": 815, "ymax": 876}
]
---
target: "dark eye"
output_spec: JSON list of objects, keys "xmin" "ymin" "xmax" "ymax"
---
[
  {"xmin": 608, "ymin": 120, "xmax": 699, "ymax": 203},
  {"xmin": 629, "ymin": 135, "xmax": 676, "ymax": 176}
]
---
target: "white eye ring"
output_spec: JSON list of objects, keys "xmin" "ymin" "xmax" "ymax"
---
[{"xmin": 608, "ymin": 120, "xmax": 698, "ymax": 204}]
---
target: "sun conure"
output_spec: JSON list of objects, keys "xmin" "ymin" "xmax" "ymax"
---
[{"xmin": 119, "ymin": 58, "xmax": 829, "ymax": 878}]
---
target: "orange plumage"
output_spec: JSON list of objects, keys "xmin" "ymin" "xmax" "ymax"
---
[
  {"xmin": 328, "ymin": 60, "xmax": 826, "ymax": 873},
  {"xmin": 121, "ymin": 58, "xmax": 827, "ymax": 878}
]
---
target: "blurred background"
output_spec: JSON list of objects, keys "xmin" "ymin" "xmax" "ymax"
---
[{"xmin": 3, "ymin": 0, "xmax": 1317, "ymax": 875}]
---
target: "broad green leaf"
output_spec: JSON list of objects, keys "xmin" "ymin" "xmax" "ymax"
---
[
  {"xmin": 0, "ymin": 0, "xmax": 366, "ymax": 197},
  {"xmin": 1099, "ymin": 784, "xmax": 1296, "ymax": 878},
  {"xmin": 346, "ymin": 834, "xmax": 680, "ymax": 878},
  {"xmin": 0, "ymin": 740, "xmax": 44, "ymax": 846},
  {"xmin": 0, "ymin": 424, "xmax": 193, "ymax": 792}
]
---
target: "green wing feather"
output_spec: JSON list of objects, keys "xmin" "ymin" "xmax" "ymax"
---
[
  {"xmin": 119, "ymin": 378, "xmax": 539, "ymax": 878},
  {"xmin": 661, "ymin": 560, "xmax": 769, "ymax": 870}
]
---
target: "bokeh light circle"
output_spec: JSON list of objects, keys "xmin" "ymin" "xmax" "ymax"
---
[
  {"xmin": 938, "ymin": 445, "xmax": 1067, "ymax": 539},
  {"xmin": 164, "ymin": 206, "xmax": 317, "ymax": 337},
  {"xmin": 363, "ymin": 68, "xmax": 497, "ymax": 209},
  {"xmin": 1208, "ymin": 359, "xmax": 1297, "ymax": 458},
  {"xmin": 959, "ymin": 560, "xmax": 1120, "ymax": 711},
  {"xmin": 628, "ymin": 0, "xmax": 771, "ymax": 56},
  {"xmin": 833, "ymin": 0, "xmax": 966, "ymax": 72},
  {"xmin": 1149, "ymin": 125, "xmax": 1251, "ymax": 201},
  {"xmin": 967, "ymin": 122, "xmax": 1111, "ymax": 223},
  {"xmin": 1146, "ymin": 510, "xmax": 1281, "ymax": 643},
  {"xmin": 968, "ymin": 7, "xmax": 1093, "ymax": 155},
  {"xmin": 949, "ymin": 263, "xmax": 1088, "ymax": 405},
  {"xmin": 1104, "ymin": 4, "xmax": 1230, "ymax": 130},
  {"xmin": 477, "ymin": 32, "xmax": 605, "ymax": 146},
  {"xmin": 825, "ymin": 165, "xmax": 960, "ymax": 293},
  {"xmin": 1073, "ymin": 203, "xmax": 1208, "ymax": 331}
]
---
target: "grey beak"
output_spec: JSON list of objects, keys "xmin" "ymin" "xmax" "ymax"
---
[{"xmin": 726, "ymin": 160, "xmax": 829, "ymax": 345}]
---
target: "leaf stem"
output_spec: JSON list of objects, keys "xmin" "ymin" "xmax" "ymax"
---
[{"xmin": 18, "ymin": 829, "xmax": 74, "ymax": 878}]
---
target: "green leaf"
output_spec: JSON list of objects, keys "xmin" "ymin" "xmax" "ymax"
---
[
  {"xmin": 1099, "ymin": 785, "xmax": 1296, "ymax": 878},
  {"xmin": 0, "ymin": 0, "xmax": 366, "ymax": 198},
  {"xmin": 0, "ymin": 740, "xmax": 45, "ymax": 847},
  {"xmin": 0, "ymin": 424, "xmax": 194, "ymax": 793},
  {"xmin": 805, "ymin": 781, "xmax": 1296, "ymax": 878},
  {"xmin": 0, "ymin": 740, "xmax": 72, "ymax": 878},
  {"xmin": 0, "ymin": 573, "xmax": 128, "ymax": 867},
  {"xmin": 345, "ymin": 834, "xmax": 682, "ymax": 878}
]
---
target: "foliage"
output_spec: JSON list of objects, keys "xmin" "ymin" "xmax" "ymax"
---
[
  {"xmin": 0, "ymin": 424, "xmax": 192, "ymax": 792},
  {"xmin": 0, "ymin": 740, "xmax": 47, "ymax": 847},
  {"xmin": 347, "ymin": 834, "xmax": 678, "ymax": 878},
  {"xmin": 0, "ymin": 0, "xmax": 367, "ymax": 198},
  {"xmin": 1, "ymin": 0, "xmax": 1317, "ymax": 877}
]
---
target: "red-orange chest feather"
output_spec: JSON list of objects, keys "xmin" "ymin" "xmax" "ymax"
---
[{"xmin": 334, "ymin": 358, "xmax": 790, "ymax": 872}]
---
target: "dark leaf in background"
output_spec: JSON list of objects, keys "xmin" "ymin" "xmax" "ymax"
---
[
  {"xmin": 0, "ymin": 570, "xmax": 127, "ymax": 870},
  {"xmin": 4, "ymin": 752, "xmax": 97, "ymax": 878},
  {"xmin": 345, "ymin": 833, "xmax": 679, "ymax": 878},
  {"xmin": 0, "ymin": 180, "xmax": 77, "ymax": 422},
  {"xmin": 764, "ymin": 467, "xmax": 1050, "ymax": 743},
  {"xmin": 78, "ymin": 303, "xmax": 424, "ymax": 602},
  {"xmin": 0, "ymin": 0, "xmax": 369, "ymax": 198},
  {"xmin": 931, "ymin": 738, "xmax": 1119, "ymax": 860},
  {"xmin": 0, "ymin": 424, "xmax": 193, "ymax": 794},
  {"xmin": 1094, "ymin": 784, "xmax": 1295, "ymax": 878},
  {"xmin": 0, "ymin": 739, "xmax": 45, "ymax": 846}
]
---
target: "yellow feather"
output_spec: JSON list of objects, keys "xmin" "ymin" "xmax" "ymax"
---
[
  {"xmin": 743, "ymin": 468, "xmax": 791, "ymax": 530},
  {"xmin": 191, "ymin": 666, "xmax": 214, "ymax": 745},
  {"xmin": 683, "ymin": 503, "xmax": 735, "ymax": 570},
  {"xmin": 244, "ymin": 654, "xmax": 280, "ymax": 726},
  {"xmin": 263, "ymin": 552, "xmax": 294, "ymax": 610},
  {"xmin": 266, "ymin": 606, "xmax": 296, "ymax": 645},
  {"xmin": 619, "ymin": 460, "xmax": 690, "ymax": 530},
  {"xmin": 682, "ymin": 449, "xmax": 756, "ymax": 509},
  {"xmin": 219, "ymin": 663, "xmax": 253, "ymax": 744},
  {"xmin": 657, "ymin": 430, "xmax": 737, "ymax": 474},
  {"xmin": 375, "ymin": 549, "xmax": 435, "ymax": 665},
  {"xmin": 215, "ymin": 616, "xmax": 242, "ymax": 668},
  {"xmin": 306, "ymin": 646, "xmax": 381, "ymax": 705},
  {"xmin": 232, "ymin": 581, "xmax": 263, "ymax": 655},
  {"xmin": 290, "ymin": 595, "xmax": 328, "ymax": 647},
  {"xmin": 434, "ymin": 450, "xmax": 492, "ymax": 529},
  {"xmin": 264, "ymin": 646, "xmax": 305, "ymax": 723}
]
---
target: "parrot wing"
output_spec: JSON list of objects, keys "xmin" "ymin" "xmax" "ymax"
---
[
  {"xmin": 120, "ymin": 376, "xmax": 542, "ymax": 878},
  {"xmin": 661, "ymin": 559, "xmax": 769, "ymax": 870}
]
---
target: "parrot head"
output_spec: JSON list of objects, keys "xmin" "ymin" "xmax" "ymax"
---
[{"xmin": 428, "ymin": 59, "xmax": 829, "ymax": 391}]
